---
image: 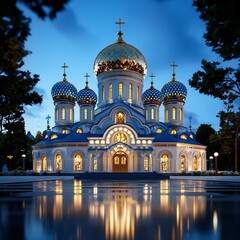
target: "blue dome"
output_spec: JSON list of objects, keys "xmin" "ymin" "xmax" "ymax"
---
[
  {"xmin": 77, "ymin": 87, "xmax": 97, "ymax": 104},
  {"xmin": 142, "ymin": 86, "xmax": 162, "ymax": 104},
  {"xmin": 51, "ymin": 79, "xmax": 77, "ymax": 101},
  {"xmin": 161, "ymin": 78, "xmax": 187, "ymax": 101}
]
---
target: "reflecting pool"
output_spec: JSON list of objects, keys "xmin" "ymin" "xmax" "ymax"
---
[{"xmin": 1, "ymin": 179, "xmax": 240, "ymax": 240}]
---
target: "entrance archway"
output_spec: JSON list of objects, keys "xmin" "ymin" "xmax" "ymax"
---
[{"xmin": 112, "ymin": 151, "xmax": 128, "ymax": 172}]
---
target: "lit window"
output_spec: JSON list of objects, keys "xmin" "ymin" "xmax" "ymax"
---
[
  {"xmin": 118, "ymin": 82, "xmax": 123, "ymax": 98},
  {"xmin": 129, "ymin": 84, "xmax": 132, "ymax": 99},
  {"xmin": 51, "ymin": 134, "xmax": 58, "ymax": 140},
  {"xmin": 189, "ymin": 134, "xmax": 194, "ymax": 139},
  {"xmin": 180, "ymin": 155, "xmax": 186, "ymax": 171},
  {"xmin": 144, "ymin": 157, "xmax": 148, "ymax": 171},
  {"xmin": 137, "ymin": 86, "xmax": 140, "ymax": 101},
  {"xmin": 171, "ymin": 129, "xmax": 177, "ymax": 134},
  {"xmin": 180, "ymin": 134, "xmax": 187, "ymax": 139},
  {"xmin": 62, "ymin": 128, "xmax": 67, "ymax": 134},
  {"xmin": 146, "ymin": 109, "xmax": 148, "ymax": 120},
  {"xmin": 157, "ymin": 128, "xmax": 162, "ymax": 133},
  {"xmin": 74, "ymin": 154, "xmax": 82, "ymax": 171},
  {"xmin": 56, "ymin": 109, "xmax": 59, "ymax": 120},
  {"xmin": 84, "ymin": 109, "xmax": 87, "ymax": 120},
  {"xmin": 42, "ymin": 155, "xmax": 47, "ymax": 171},
  {"xmin": 109, "ymin": 83, "xmax": 112, "ymax": 99},
  {"xmin": 165, "ymin": 109, "xmax": 169, "ymax": 121},
  {"xmin": 76, "ymin": 128, "xmax": 83, "ymax": 134},
  {"xmin": 56, "ymin": 154, "xmax": 62, "ymax": 171},
  {"xmin": 90, "ymin": 109, "xmax": 93, "ymax": 121},
  {"xmin": 151, "ymin": 109, "xmax": 154, "ymax": 119},
  {"xmin": 160, "ymin": 154, "xmax": 169, "ymax": 171},
  {"xmin": 62, "ymin": 107, "xmax": 66, "ymax": 120},
  {"xmin": 102, "ymin": 86, "xmax": 105, "ymax": 101},
  {"xmin": 45, "ymin": 134, "xmax": 49, "ymax": 139},
  {"xmin": 180, "ymin": 108, "xmax": 183, "ymax": 121},
  {"xmin": 172, "ymin": 107, "xmax": 176, "ymax": 120},
  {"xmin": 94, "ymin": 158, "xmax": 97, "ymax": 171},
  {"xmin": 70, "ymin": 108, "xmax": 73, "ymax": 121},
  {"xmin": 193, "ymin": 156, "xmax": 198, "ymax": 170}
]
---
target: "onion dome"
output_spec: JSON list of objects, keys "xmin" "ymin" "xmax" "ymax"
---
[
  {"xmin": 51, "ymin": 66, "xmax": 77, "ymax": 101},
  {"xmin": 94, "ymin": 27, "xmax": 147, "ymax": 77},
  {"xmin": 77, "ymin": 73, "xmax": 97, "ymax": 104},
  {"xmin": 142, "ymin": 74, "xmax": 162, "ymax": 104},
  {"xmin": 161, "ymin": 63, "xmax": 187, "ymax": 101}
]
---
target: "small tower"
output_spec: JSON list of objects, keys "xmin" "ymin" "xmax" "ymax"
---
[
  {"xmin": 142, "ymin": 73, "xmax": 162, "ymax": 123},
  {"xmin": 77, "ymin": 73, "xmax": 97, "ymax": 123},
  {"xmin": 161, "ymin": 62, "xmax": 187, "ymax": 126},
  {"xmin": 51, "ymin": 63, "xmax": 77, "ymax": 127}
]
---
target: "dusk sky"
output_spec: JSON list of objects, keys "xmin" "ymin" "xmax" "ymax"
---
[{"xmin": 20, "ymin": 0, "xmax": 230, "ymax": 136}]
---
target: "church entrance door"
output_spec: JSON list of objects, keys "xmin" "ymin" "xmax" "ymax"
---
[{"xmin": 112, "ymin": 152, "xmax": 128, "ymax": 172}]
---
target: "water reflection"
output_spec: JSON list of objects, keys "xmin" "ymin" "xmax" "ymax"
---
[{"xmin": 1, "ymin": 180, "xmax": 240, "ymax": 239}]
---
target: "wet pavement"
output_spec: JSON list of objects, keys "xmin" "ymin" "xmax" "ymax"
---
[{"xmin": 0, "ymin": 177, "xmax": 240, "ymax": 239}]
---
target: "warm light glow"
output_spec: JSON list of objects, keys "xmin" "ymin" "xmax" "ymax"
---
[{"xmin": 213, "ymin": 211, "xmax": 218, "ymax": 232}]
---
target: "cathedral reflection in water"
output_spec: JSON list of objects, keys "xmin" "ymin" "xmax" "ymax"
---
[{"xmin": 26, "ymin": 180, "xmax": 219, "ymax": 240}]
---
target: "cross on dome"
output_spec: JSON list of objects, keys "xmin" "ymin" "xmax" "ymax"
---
[
  {"xmin": 46, "ymin": 115, "xmax": 51, "ymax": 130},
  {"xmin": 170, "ymin": 61, "xmax": 178, "ymax": 81},
  {"xmin": 115, "ymin": 18, "xmax": 125, "ymax": 32},
  {"xmin": 84, "ymin": 73, "xmax": 90, "ymax": 89},
  {"xmin": 149, "ymin": 73, "xmax": 155, "ymax": 88},
  {"xmin": 62, "ymin": 63, "xmax": 69, "ymax": 81}
]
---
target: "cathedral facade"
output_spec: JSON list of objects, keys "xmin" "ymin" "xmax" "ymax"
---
[{"xmin": 32, "ymin": 23, "xmax": 206, "ymax": 174}]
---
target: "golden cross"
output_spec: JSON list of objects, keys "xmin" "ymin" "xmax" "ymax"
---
[
  {"xmin": 115, "ymin": 18, "xmax": 125, "ymax": 32},
  {"xmin": 170, "ymin": 61, "xmax": 178, "ymax": 74},
  {"xmin": 61, "ymin": 63, "xmax": 69, "ymax": 75}
]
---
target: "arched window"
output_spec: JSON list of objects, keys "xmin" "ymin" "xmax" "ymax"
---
[
  {"xmin": 90, "ymin": 109, "xmax": 93, "ymax": 121},
  {"xmin": 165, "ymin": 109, "xmax": 169, "ymax": 121},
  {"xmin": 180, "ymin": 134, "xmax": 187, "ymax": 139},
  {"xmin": 180, "ymin": 108, "xmax": 183, "ymax": 121},
  {"xmin": 102, "ymin": 86, "xmax": 105, "ymax": 101},
  {"xmin": 62, "ymin": 107, "xmax": 66, "ymax": 120},
  {"xmin": 144, "ymin": 157, "xmax": 148, "ymax": 171},
  {"xmin": 172, "ymin": 107, "xmax": 176, "ymax": 120},
  {"xmin": 74, "ymin": 154, "xmax": 82, "ymax": 171},
  {"xmin": 51, "ymin": 134, "xmax": 58, "ymax": 140},
  {"xmin": 151, "ymin": 109, "xmax": 154, "ymax": 120},
  {"xmin": 171, "ymin": 129, "xmax": 177, "ymax": 134},
  {"xmin": 42, "ymin": 155, "xmax": 47, "ymax": 171},
  {"xmin": 160, "ymin": 154, "xmax": 169, "ymax": 171},
  {"xmin": 118, "ymin": 82, "xmax": 123, "ymax": 98},
  {"xmin": 62, "ymin": 128, "xmax": 67, "ymax": 134},
  {"xmin": 109, "ymin": 83, "xmax": 112, "ymax": 99},
  {"xmin": 157, "ymin": 128, "xmax": 162, "ymax": 133},
  {"xmin": 84, "ymin": 109, "xmax": 87, "ymax": 120},
  {"xmin": 76, "ymin": 128, "xmax": 83, "ymax": 134},
  {"xmin": 137, "ymin": 86, "xmax": 140, "ymax": 101},
  {"xmin": 193, "ymin": 156, "xmax": 198, "ymax": 170},
  {"xmin": 180, "ymin": 155, "xmax": 186, "ymax": 172},
  {"xmin": 114, "ymin": 133, "xmax": 127, "ymax": 143},
  {"xmin": 56, "ymin": 109, "xmax": 59, "ymax": 120},
  {"xmin": 129, "ymin": 84, "xmax": 132, "ymax": 99},
  {"xmin": 56, "ymin": 154, "xmax": 62, "ymax": 171},
  {"xmin": 146, "ymin": 109, "xmax": 148, "ymax": 120},
  {"xmin": 93, "ymin": 158, "xmax": 97, "ymax": 171},
  {"xmin": 70, "ymin": 108, "xmax": 73, "ymax": 121},
  {"xmin": 189, "ymin": 134, "xmax": 194, "ymax": 139}
]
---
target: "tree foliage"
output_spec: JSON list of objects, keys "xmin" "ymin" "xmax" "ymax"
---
[
  {"xmin": 0, "ymin": 0, "xmax": 69, "ymax": 170},
  {"xmin": 190, "ymin": 0, "xmax": 240, "ymax": 170}
]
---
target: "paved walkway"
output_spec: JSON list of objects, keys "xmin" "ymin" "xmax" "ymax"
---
[{"xmin": 170, "ymin": 176, "xmax": 240, "ymax": 182}]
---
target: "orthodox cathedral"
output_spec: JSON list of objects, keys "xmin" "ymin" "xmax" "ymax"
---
[{"xmin": 32, "ymin": 21, "xmax": 206, "ymax": 173}]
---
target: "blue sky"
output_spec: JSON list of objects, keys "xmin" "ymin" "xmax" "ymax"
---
[{"xmin": 21, "ymin": 0, "xmax": 226, "ymax": 136}]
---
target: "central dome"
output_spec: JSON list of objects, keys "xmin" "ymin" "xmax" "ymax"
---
[{"xmin": 94, "ymin": 32, "xmax": 147, "ymax": 77}]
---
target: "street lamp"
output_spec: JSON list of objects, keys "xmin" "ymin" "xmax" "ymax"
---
[
  {"xmin": 214, "ymin": 152, "xmax": 219, "ymax": 173},
  {"xmin": 22, "ymin": 154, "xmax": 26, "ymax": 171},
  {"xmin": 209, "ymin": 156, "xmax": 213, "ymax": 170}
]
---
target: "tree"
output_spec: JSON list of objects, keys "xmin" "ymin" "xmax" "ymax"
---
[
  {"xmin": 0, "ymin": 0, "xmax": 69, "ymax": 169},
  {"xmin": 190, "ymin": 0, "xmax": 240, "ymax": 170}
]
